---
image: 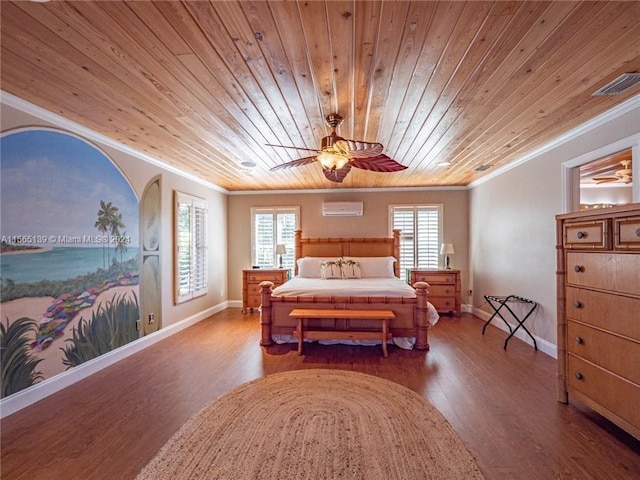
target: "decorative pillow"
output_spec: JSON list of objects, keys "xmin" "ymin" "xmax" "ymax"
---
[
  {"xmin": 347, "ymin": 256, "xmax": 396, "ymax": 278},
  {"xmin": 341, "ymin": 259, "xmax": 361, "ymax": 279},
  {"xmin": 297, "ymin": 257, "xmax": 337, "ymax": 278},
  {"xmin": 320, "ymin": 259, "xmax": 343, "ymax": 279}
]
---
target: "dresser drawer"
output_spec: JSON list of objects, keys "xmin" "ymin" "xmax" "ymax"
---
[
  {"xmin": 565, "ymin": 287, "xmax": 640, "ymax": 341},
  {"xmin": 246, "ymin": 272, "xmax": 287, "ymax": 283},
  {"xmin": 566, "ymin": 252, "xmax": 640, "ymax": 296},
  {"xmin": 563, "ymin": 219, "xmax": 609, "ymax": 249},
  {"xmin": 247, "ymin": 283, "xmax": 267, "ymax": 296},
  {"xmin": 427, "ymin": 285, "xmax": 456, "ymax": 297},
  {"xmin": 429, "ymin": 296, "xmax": 456, "ymax": 311},
  {"xmin": 614, "ymin": 215, "xmax": 640, "ymax": 250},
  {"xmin": 246, "ymin": 294, "xmax": 261, "ymax": 308},
  {"xmin": 412, "ymin": 272, "xmax": 456, "ymax": 284},
  {"xmin": 568, "ymin": 355, "xmax": 640, "ymax": 431},
  {"xmin": 568, "ymin": 321, "xmax": 640, "ymax": 385}
]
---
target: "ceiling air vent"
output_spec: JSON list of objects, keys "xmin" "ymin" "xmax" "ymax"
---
[{"xmin": 592, "ymin": 73, "xmax": 640, "ymax": 96}]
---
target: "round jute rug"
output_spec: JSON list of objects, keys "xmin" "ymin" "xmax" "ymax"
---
[{"xmin": 136, "ymin": 369, "xmax": 485, "ymax": 480}]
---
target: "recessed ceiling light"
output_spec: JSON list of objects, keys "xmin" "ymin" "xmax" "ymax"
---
[
  {"xmin": 436, "ymin": 161, "xmax": 452, "ymax": 167},
  {"xmin": 474, "ymin": 165, "xmax": 493, "ymax": 171},
  {"xmin": 241, "ymin": 161, "xmax": 256, "ymax": 168}
]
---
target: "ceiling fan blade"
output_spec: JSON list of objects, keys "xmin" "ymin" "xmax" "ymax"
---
[
  {"xmin": 266, "ymin": 143, "xmax": 320, "ymax": 153},
  {"xmin": 336, "ymin": 139, "xmax": 384, "ymax": 158},
  {"xmin": 349, "ymin": 155, "xmax": 408, "ymax": 173},
  {"xmin": 323, "ymin": 164, "xmax": 352, "ymax": 183},
  {"xmin": 592, "ymin": 177, "xmax": 618, "ymax": 184},
  {"xmin": 270, "ymin": 156, "xmax": 317, "ymax": 171}
]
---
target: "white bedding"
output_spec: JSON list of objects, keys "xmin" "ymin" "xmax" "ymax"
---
[{"xmin": 271, "ymin": 276, "xmax": 418, "ymax": 298}]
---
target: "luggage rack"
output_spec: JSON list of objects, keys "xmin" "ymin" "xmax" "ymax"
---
[{"xmin": 482, "ymin": 295, "xmax": 537, "ymax": 350}]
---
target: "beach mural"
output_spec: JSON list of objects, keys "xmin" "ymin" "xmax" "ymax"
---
[{"xmin": 1, "ymin": 128, "xmax": 140, "ymax": 398}]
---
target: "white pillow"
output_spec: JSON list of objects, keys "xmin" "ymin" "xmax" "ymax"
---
[
  {"xmin": 341, "ymin": 259, "xmax": 361, "ymax": 279},
  {"xmin": 347, "ymin": 256, "xmax": 396, "ymax": 278},
  {"xmin": 297, "ymin": 257, "xmax": 339, "ymax": 278},
  {"xmin": 320, "ymin": 260, "xmax": 343, "ymax": 279}
]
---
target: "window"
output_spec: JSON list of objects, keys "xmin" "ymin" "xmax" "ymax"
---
[
  {"xmin": 390, "ymin": 205, "xmax": 442, "ymax": 281},
  {"xmin": 174, "ymin": 191, "xmax": 207, "ymax": 304},
  {"xmin": 251, "ymin": 206, "xmax": 299, "ymax": 271}
]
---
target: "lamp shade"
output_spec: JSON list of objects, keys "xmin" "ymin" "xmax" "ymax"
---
[
  {"xmin": 275, "ymin": 244, "xmax": 287, "ymax": 255},
  {"xmin": 440, "ymin": 243, "xmax": 455, "ymax": 255}
]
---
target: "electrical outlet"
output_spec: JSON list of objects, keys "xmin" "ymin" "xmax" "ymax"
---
[
  {"xmin": 148, "ymin": 313, "xmax": 155, "ymax": 324},
  {"xmin": 136, "ymin": 319, "xmax": 141, "ymax": 331}
]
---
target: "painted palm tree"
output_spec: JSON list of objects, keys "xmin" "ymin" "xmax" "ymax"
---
[
  {"xmin": 109, "ymin": 213, "xmax": 125, "ymax": 266},
  {"xmin": 95, "ymin": 200, "xmax": 117, "ymax": 268},
  {"xmin": 115, "ymin": 230, "xmax": 128, "ymax": 265}
]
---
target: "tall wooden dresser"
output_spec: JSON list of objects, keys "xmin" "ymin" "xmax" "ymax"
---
[
  {"xmin": 409, "ymin": 269, "xmax": 461, "ymax": 317},
  {"xmin": 242, "ymin": 269, "xmax": 289, "ymax": 313},
  {"xmin": 556, "ymin": 204, "xmax": 640, "ymax": 439}
]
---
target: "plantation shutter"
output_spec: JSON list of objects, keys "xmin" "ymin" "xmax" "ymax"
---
[
  {"xmin": 390, "ymin": 205, "xmax": 442, "ymax": 281},
  {"xmin": 192, "ymin": 199, "xmax": 208, "ymax": 297},
  {"xmin": 176, "ymin": 201, "xmax": 192, "ymax": 300},
  {"xmin": 252, "ymin": 207, "xmax": 299, "ymax": 270},
  {"xmin": 175, "ymin": 192, "xmax": 208, "ymax": 304}
]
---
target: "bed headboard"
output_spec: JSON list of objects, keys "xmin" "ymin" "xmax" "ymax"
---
[{"xmin": 294, "ymin": 229, "xmax": 401, "ymax": 277}]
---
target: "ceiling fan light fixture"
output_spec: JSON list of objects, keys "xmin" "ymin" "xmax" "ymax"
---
[{"xmin": 318, "ymin": 152, "xmax": 349, "ymax": 170}]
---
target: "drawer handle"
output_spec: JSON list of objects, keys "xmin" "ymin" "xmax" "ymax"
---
[
  {"xmin": 576, "ymin": 231, "xmax": 587, "ymax": 239},
  {"xmin": 636, "ymin": 227, "xmax": 640, "ymax": 238},
  {"xmin": 575, "ymin": 372, "xmax": 583, "ymax": 380},
  {"xmin": 574, "ymin": 336, "xmax": 583, "ymax": 345},
  {"xmin": 573, "ymin": 301, "xmax": 582, "ymax": 309},
  {"xmin": 573, "ymin": 265, "xmax": 584, "ymax": 273}
]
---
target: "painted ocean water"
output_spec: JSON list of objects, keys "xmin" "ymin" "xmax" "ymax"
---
[{"xmin": 1, "ymin": 247, "xmax": 139, "ymax": 284}]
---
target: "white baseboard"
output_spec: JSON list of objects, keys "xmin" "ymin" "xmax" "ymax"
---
[
  {"xmin": 0, "ymin": 301, "xmax": 230, "ymax": 418},
  {"xmin": 463, "ymin": 304, "xmax": 557, "ymax": 359}
]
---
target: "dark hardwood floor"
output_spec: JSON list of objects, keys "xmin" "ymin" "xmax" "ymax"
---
[{"xmin": 2, "ymin": 310, "xmax": 639, "ymax": 479}]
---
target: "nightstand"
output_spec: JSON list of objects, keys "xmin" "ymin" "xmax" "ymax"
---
[
  {"xmin": 409, "ymin": 269, "xmax": 461, "ymax": 317},
  {"xmin": 242, "ymin": 269, "xmax": 289, "ymax": 313}
]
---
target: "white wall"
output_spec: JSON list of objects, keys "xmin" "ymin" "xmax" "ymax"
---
[{"xmin": 469, "ymin": 99, "xmax": 640, "ymax": 353}]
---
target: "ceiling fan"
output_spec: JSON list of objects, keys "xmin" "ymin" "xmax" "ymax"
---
[
  {"xmin": 592, "ymin": 159, "xmax": 633, "ymax": 184},
  {"xmin": 267, "ymin": 113, "xmax": 407, "ymax": 183}
]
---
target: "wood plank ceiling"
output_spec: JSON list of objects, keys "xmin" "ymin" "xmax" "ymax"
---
[{"xmin": 1, "ymin": 1, "xmax": 640, "ymax": 191}]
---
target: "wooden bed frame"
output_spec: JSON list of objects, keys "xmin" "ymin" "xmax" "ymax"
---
[{"xmin": 259, "ymin": 230, "xmax": 431, "ymax": 350}]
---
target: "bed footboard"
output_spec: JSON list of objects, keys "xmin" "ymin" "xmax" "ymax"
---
[{"xmin": 259, "ymin": 280, "xmax": 431, "ymax": 350}]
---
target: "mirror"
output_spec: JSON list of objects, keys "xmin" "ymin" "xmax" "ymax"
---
[{"xmin": 579, "ymin": 149, "xmax": 633, "ymax": 210}]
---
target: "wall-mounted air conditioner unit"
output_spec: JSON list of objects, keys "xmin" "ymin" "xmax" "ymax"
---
[{"xmin": 322, "ymin": 201, "xmax": 364, "ymax": 216}]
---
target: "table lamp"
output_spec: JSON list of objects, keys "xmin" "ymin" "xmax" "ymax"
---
[
  {"xmin": 440, "ymin": 243, "xmax": 455, "ymax": 270},
  {"xmin": 275, "ymin": 244, "xmax": 287, "ymax": 268}
]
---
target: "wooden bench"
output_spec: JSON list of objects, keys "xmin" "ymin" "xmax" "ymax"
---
[{"xmin": 289, "ymin": 308, "xmax": 395, "ymax": 357}]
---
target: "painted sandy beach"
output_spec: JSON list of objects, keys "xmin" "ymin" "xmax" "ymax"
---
[{"xmin": 1, "ymin": 285, "xmax": 139, "ymax": 380}]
